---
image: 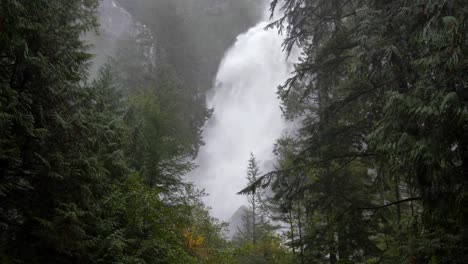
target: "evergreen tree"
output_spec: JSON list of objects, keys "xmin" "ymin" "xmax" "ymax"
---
[
  {"xmin": 0, "ymin": 1, "xmax": 232, "ymax": 263},
  {"xmin": 0, "ymin": 0, "xmax": 104, "ymax": 262},
  {"xmin": 239, "ymin": 0, "xmax": 467, "ymax": 263},
  {"xmin": 234, "ymin": 154, "xmax": 290, "ymax": 264},
  {"xmin": 235, "ymin": 153, "xmax": 269, "ymax": 245}
]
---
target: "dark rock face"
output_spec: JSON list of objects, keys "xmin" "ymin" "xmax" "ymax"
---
[
  {"xmin": 87, "ymin": 0, "xmax": 264, "ymax": 85},
  {"xmin": 116, "ymin": 0, "xmax": 265, "ymax": 93}
]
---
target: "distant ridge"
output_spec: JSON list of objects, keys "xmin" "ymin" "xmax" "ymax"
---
[{"xmin": 227, "ymin": 205, "xmax": 249, "ymax": 239}]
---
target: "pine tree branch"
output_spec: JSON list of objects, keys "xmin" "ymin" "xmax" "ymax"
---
[
  {"xmin": 357, "ymin": 197, "xmax": 421, "ymax": 210},
  {"xmin": 237, "ymin": 153, "xmax": 375, "ymax": 195},
  {"xmin": 329, "ymin": 78, "xmax": 398, "ymax": 116}
]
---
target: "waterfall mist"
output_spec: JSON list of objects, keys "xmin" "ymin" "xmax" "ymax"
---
[{"xmin": 189, "ymin": 13, "xmax": 298, "ymax": 221}]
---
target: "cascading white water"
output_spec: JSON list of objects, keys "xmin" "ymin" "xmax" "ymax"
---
[
  {"xmin": 87, "ymin": 0, "xmax": 132, "ymax": 79},
  {"xmin": 190, "ymin": 9, "xmax": 298, "ymax": 221}
]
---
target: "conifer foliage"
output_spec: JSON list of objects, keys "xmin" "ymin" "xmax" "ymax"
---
[
  {"xmin": 1, "ymin": 0, "xmax": 103, "ymax": 262},
  {"xmin": 234, "ymin": 154, "xmax": 292, "ymax": 264},
  {"xmin": 2, "ymin": 0, "xmax": 467, "ymax": 263},
  {"xmin": 0, "ymin": 1, "xmax": 230, "ymax": 263},
  {"xmin": 235, "ymin": 154, "xmax": 267, "ymax": 245},
  {"xmin": 243, "ymin": 0, "xmax": 468, "ymax": 263}
]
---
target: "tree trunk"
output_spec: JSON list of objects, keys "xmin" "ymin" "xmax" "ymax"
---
[
  {"xmin": 327, "ymin": 216, "xmax": 337, "ymax": 264},
  {"xmin": 297, "ymin": 201, "xmax": 305, "ymax": 264},
  {"xmin": 252, "ymin": 194, "xmax": 256, "ymax": 245},
  {"xmin": 289, "ymin": 208, "xmax": 296, "ymax": 256}
]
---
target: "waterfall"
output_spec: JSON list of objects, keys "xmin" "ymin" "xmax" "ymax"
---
[
  {"xmin": 86, "ymin": 0, "xmax": 133, "ymax": 79},
  {"xmin": 189, "ymin": 9, "xmax": 298, "ymax": 220}
]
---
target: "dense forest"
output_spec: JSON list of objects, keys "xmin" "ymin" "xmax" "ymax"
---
[{"xmin": 0, "ymin": 0, "xmax": 466, "ymax": 264}]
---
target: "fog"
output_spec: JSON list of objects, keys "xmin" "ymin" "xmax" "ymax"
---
[{"xmin": 86, "ymin": 0, "xmax": 132, "ymax": 79}]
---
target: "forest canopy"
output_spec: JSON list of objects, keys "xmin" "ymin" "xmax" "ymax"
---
[
  {"xmin": 240, "ymin": 0, "xmax": 467, "ymax": 263},
  {"xmin": 1, "ymin": 0, "xmax": 467, "ymax": 264}
]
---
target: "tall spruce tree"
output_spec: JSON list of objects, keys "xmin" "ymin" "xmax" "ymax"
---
[
  {"xmin": 235, "ymin": 153, "xmax": 271, "ymax": 245},
  {"xmin": 0, "ymin": 0, "xmax": 106, "ymax": 262}
]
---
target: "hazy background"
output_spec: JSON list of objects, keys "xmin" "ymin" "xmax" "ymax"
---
[{"xmin": 88, "ymin": 0, "xmax": 296, "ymax": 222}]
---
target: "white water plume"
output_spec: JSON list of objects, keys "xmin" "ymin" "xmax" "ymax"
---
[{"xmin": 189, "ymin": 10, "xmax": 299, "ymax": 220}]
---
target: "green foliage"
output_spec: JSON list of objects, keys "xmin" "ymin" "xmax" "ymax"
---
[
  {"xmin": 0, "ymin": 1, "xmax": 232, "ymax": 263},
  {"xmin": 235, "ymin": 154, "xmax": 271, "ymax": 244},
  {"xmin": 95, "ymin": 173, "xmax": 196, "ymax": 264},
  {"xmin": 5, "ymin": 0, "xmax": 466, "ymax": 263},
  {"xmin": 0, "ymin": 0, "xmax": 104, "ymax": 262},
  {"xmin": 233, "ymin": 236, "xmax": 294, "ymax": 264},
  {"xmin": 111, "ymin": 27, "xmax": 211, "ymax": 191},
  {"xmin": 250, "ymin": 0, "xmax": 468, "ymax": 263},
  {"xmin": 234, "ymin": 154, "xmax": 294, "ymax": 263}
]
